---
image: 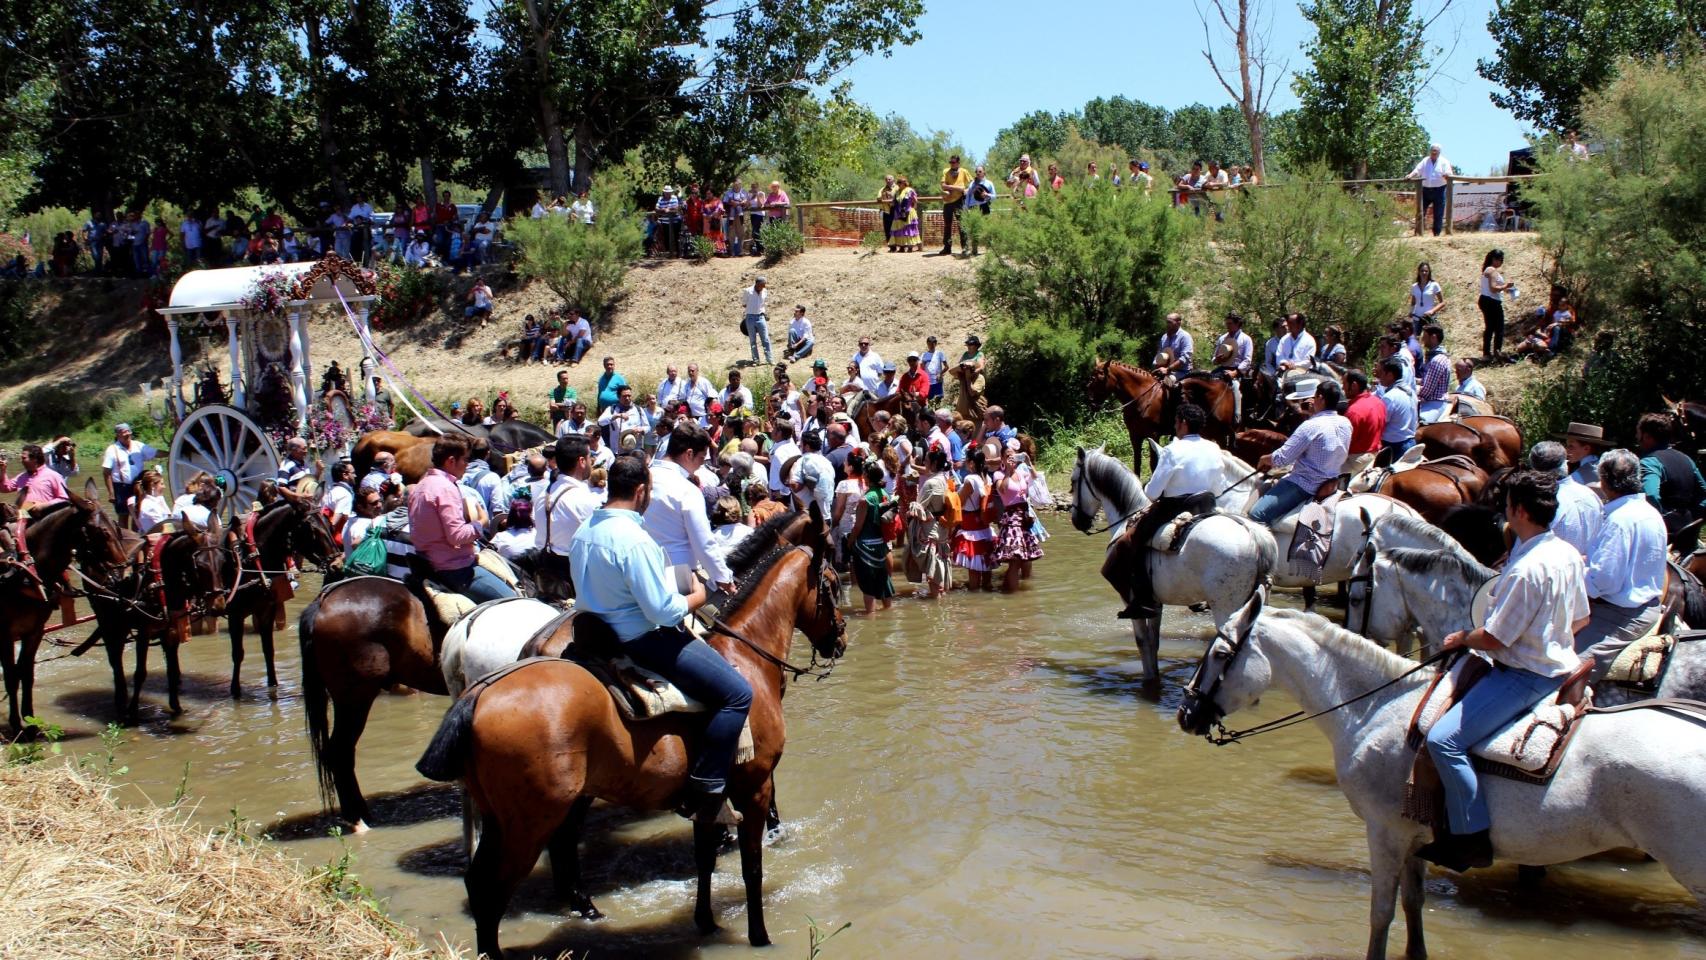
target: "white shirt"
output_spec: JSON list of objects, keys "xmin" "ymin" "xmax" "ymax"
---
[
  {"xmin": 645, "ymin": 460, "xmax": 734, "ymax": 584},
  {"xmin": 1479, "ymin": 268, "xmax": 1505, "ymax": 299},
  {"xmin": 1585, "ymin": 493, "xmax": 1668, "ymax": 607},
  {"xmin": 920, "ymin": 348, "xmax": 948, "ymax": 383},
  {"xmin": 564, "ymin": 317, "xmax": 592, "ymax": 342},
  {"xmin": 541, "ymin": 474, "xmax": 602, "ymax": 555},
  {"xmin": 711, "ymin": 522, "xmax": 753, "ymax": 558},
  {"xmin": 322, "ymin": 481, "xmax": 355, "ymax": 520},
  {"xmin": 490, "ymin": 526, "xmax": 536, "ymax": 561},
  {"xmin": 854, "ymin": 349, "xmax": 886, "ymax": 391},
  {"xmin": 789, "ymin": 315, "xmax": 813, "ymax": 344},
  {"xmin": 1411, "ymin": 280, "xmax": 1442, "ymax": 317},
  {"xmin": 657, "ymin": 376, "xmax": 687, "ymax": 410},
  {"xmin": 682, "ymin": 376, "xmax": 716, "ymax": 419},
  {"xmin": 172, "ymin": 492, "xmax": 211, "ymax": 528},
  {"xmin": 136, "ymin": 494, "xmax": 172, "ymax": 533},
  {"xmin": 1409, "ymin": 154, "xmax": 1453, "ymax": 188},
  {"xmin": 719, "ymin": 384, "xmax": 754, "ymax": 413},
  {"xmin": 1551, "ymin": 478, "xmax": 1603, "ymax": 559},
  {"xmin": 1276, "ymin": 331, "xmax": 1317, "ymax": 368},
  {"xmin": 742, "ymin": 286, "xmax": 768, "ymax": 316},
  {"xmin": 1144, "ymin": 435, "xmax": 1223, "ymax": 500},
  {"xmin": 349, "ymin": 202, "xmax": 374, "ymax": 223},
  {"xmin": 571, "ymin": 198, "xmax": 596, "ymax": 224},
  {"xmin": 531, "ymin": 202, "xmax": 547, "ymax": 219},
  {"xmin": 102, "ymin": 440, "xmax": 158, "ymax": 485},
  {"xmin": 873, "ymin": 376, "xmax": 898, "ymax": 398},
  {"xmin": 343, "ymin": 516, "xmax": 374, "ymax": 559},
  {"xmin": 1482, "ymin": 531, "xmax": 1588, "ymax": 678},
  {"xmin": 769, "ymin": 438, "xmax": 801, "ymax": 493}
]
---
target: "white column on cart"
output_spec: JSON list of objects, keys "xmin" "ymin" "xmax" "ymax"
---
[
  {"xmin": 226, "ymin": 313, "xmax": 245, "ymax": 408},
  {"xmin": 357, "ymin": 303, "xmax": 376, "ymax": 402},
  {"xmin": 287, "ymin": 305, "xmax": 309, "ymax": 431},
  {"xmin": 167, "ymin": 316, "xmax": 185, "ymax": 421}
]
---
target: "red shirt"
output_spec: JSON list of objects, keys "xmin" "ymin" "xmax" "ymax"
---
[
  {"xmin": 898, "ymin": 368, "xmax": 930, "ymax": 401},
  {"xmin": 1344, "ymin": 391, "xmax": 1387, "ymax": 455},
  {"xmin": 434, "ymin": 202, "xmax": 457, "ymax": 226},
  {"xmin": 412, "ymin": 203, "xmax": 431, "ymax": 228}
]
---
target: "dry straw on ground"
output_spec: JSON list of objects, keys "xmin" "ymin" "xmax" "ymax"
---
[{"xmin": 0, "ymin": 761, "xmax": 448, "ymax": 960}]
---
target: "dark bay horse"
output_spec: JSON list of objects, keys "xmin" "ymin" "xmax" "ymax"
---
[
  {"xmin": 1, "ymin": 485, "xmax": 128, "ymax": 733},
  {"xmin": 223, "ymin": 490, "xmax": 340, "ymax": 698},
  {"xmin": 1416, "ymin": 415, "xmax": 1523, "ymax": 472},
  {"xmin": 1087, "ymin": 359, "xmax": 1236, "ymax": 474},
  {"xmin": 300, "ymin": 507, "xmax": 828, "ymax": 829},
  {"xmin": 415, "ymin": 532, "xmax": 846, "ymax": 956},
  {"xmin": 851, "ymin": 389, "xmax": 924, "ymax": 442},
  {"xmin": 1365, "ymin": 458, "xmax": 1494, "ymax": 526}
]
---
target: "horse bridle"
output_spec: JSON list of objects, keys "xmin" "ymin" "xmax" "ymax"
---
[{"xmin": 1345, "ymin": 535, "xmax": 1378, "ymax": 637}]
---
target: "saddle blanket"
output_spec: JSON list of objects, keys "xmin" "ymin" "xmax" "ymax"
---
[
  {"xmin": 1287, "ymin": 491, "xmax": 1341, "ymax": 583},
  {"xmin": 421, "ymin": 549, "xmax": 524, "ymax": 626},
  {"xmin": 1606, "ymin": 633, "xmax": 1676, "ymax": 689},
  {"xmin": 1403, "ymin": 655, "xmax": 1592, "ymax": 824},
  {"xmin": 1150, "ymin": 512, "xmax": 1212, "ymax": 553}
]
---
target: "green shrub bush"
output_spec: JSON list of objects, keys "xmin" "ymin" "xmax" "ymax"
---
[
  {"xmin": 689, "ymin": 235, "xmax": 717, "ymax": 262},
  {"xmin": 506, "ymin": 177, "xmax": 644, "ymax": 316},
  {"xmin": 759, "ymin": 220, "xmax": 806, "ymax": 264}
]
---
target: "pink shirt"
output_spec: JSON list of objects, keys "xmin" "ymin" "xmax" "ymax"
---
[
  {"xmin": 2, "ymin": 465, "xmax": 70, "ymax": 507},
  {"xmin": 994, "ymin": 466, "xmax": 1033, "ymax": 507},
  {"xmin": 407, "ymin": 467, "xmax": 479, "ymax": 570}
]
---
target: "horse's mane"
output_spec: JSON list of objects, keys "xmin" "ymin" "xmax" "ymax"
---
[
  {"xmin": 24, "ymin": 500, "xmax": 75, "ymax": 526},
  {"xmin": 1376, "ymin": 513, "xmax": 1496, "ymax": 583},
  {"xmin": 1264, "ymin": 608, "xmax": 1421, "ymax": 679},
  {"xmin": 726, "ymin": 510, "xmax": 800, "ymax": 574},
  {"xmin": 1084, "ymin": 450, "xmax": 1145, "ymax": 515}
]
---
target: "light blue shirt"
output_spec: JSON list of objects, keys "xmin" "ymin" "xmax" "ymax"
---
[
  {"xmin": 1456, "ymin": 373, "xmax": 1487, "ymax": 400},
  {"xmin": 1568, "ymin": 454, "xmax": 1600, "ymax": 487},
  {"xmin": 569, "ymin": 508, "xmax": 691, "ymax": 643},
  {"xmin": 1551, "ymin": 475, "xmax": 1602, "ymax": 558},
  {"xmin": 1376, "ymin": 383, "xmax": 1417, "ymax": 443},
  {"xmin": 1272, "ymin": 410, "xmax": 1352, "ymax": 491},
  {"xmin": 1585, "ymin": 493, "xmax": 1667, "ymax": 606}
]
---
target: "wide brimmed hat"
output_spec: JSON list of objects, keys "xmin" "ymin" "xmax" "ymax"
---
[
  {"xmin": 1284, "ymin": 378, "xmax": 1320, "ymax": 402},
  {"xmin": 1553, "ymin": 421, "xmax": 1614, "ymax": 446},
  {"xmin": 1471, "ymin": 574, "xmax": 1501, "ymax": 630}
]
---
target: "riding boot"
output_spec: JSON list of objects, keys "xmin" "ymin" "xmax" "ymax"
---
[
  {"xmin": 1415, "ymin": 828, "xmax": 1493, "ymax": 872},
  {"xmin": 1118, "ymin": 547, "xmax": 1160, "ymax": 620}
]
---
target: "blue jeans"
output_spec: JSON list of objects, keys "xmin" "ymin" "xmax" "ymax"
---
[
  {"xmin": 785, "ymin": 337, "xmax": 813, "ymax": 360},
  {"xmin": 1426, "ymin": 663, "xmax": 1562, "ymax": 833},
  {"xmin": 928, "ymin": 380, "xmax": 943, "ymax": 400},
  {"xmin": 1249, "ymin": 477, "xmax": 1313, "ymax": 526},
  {"xmin": 433, "ymin": 562, "xmax": 516, "ymax": 604},
  {"xmin": 623, "ymin": 626, "xmax": 753, "ymax": 793},
  {"xmin": 746, "ymin": 314, "xmax": 772, "ymax": 363},
  {"xmin": 568, "ymin": 336, "xmax": 593, "ymax": 363}
]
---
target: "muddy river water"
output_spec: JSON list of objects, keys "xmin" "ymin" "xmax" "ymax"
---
[{"xmin": 27, "ymin": 520, "xmax": 1706, "ymax": 958}]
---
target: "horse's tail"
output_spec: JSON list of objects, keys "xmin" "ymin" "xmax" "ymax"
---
[
  {"xmin": 416, "ymin": 691, "xmax": 479, "ymax": 782},
  {"xmin": 297, "ymin": 598, "xmax": 336, "ymax": 813}
]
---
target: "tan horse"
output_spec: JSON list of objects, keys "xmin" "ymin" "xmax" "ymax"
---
[
  {"xmin": 415, "ymin": 538, "xmax": 846, "ymax": 956},
  {"xmin": 1086, "ymin": 358, "xmax": 1237, "ymax": 475},
  {"xmin": 949, "ymin": 362, "xmax": 987, "ymax": 421}
]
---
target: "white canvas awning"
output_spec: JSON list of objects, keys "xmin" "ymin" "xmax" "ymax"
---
[{"xmin": 159, "ymin": 257, "xmax": 377, "ymax": 315}]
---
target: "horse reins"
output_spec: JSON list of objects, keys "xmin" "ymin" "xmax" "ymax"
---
[{"xmin": 1203, "ymin": 648, "xmax": 1457, "ymax": 746}]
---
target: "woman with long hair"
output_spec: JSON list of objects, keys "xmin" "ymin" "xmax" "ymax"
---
[
  {"xmin": 831, "ymin": 449, "xmax": 867, "ymax": 572},
  {"xmin": 849, "ymin": 461, "xmax": 896, "ymax": 613},
  {"xmin": 1409, "ymin": 261, "xmax": 1444, "ymax": 335},
  {"xmin": 952, "ymin": 448, "xmax": 997, "ymax": 590},
  {"xmin": 1478, "ymin": 249, "xmax": 1512, "ymax": 358},
  {"xmin": 889, "ymin": 176, "xmax": 921, "ymax": 252},
  {"xmin": 992, "ymin": 442, "xmax": 1044, "ymax": 591},
  {"xmin": 133, "ymin": 469, "xmax": 171, "ymax": 534}
]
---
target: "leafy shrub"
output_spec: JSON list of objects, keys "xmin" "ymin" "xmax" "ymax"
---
[
  {"xmin": 859, "ymin": 230, "xmax": 887, "ymax": 250},
  {"xmin": 759, "ymin": 219, "xmax": 806, "ymax": 264},
  {"xmin": 976, "ymin": 184, "xmax": 1198, "ymax": 429},
  {"xmin": 0, "ymin": 278, "xmax": 42, "ymax": 361},
  {"xmin": 1518, "ymin": 54, "xmax": 1706, "ymax": 440},
  {"xmin": 1034, "ymin": 410, "xmax": 1137, "ymax": 482},
  {"xmin": 505, "ymin": 177, "xmax": 644, "ymax": 316},
  {"xmin": 689, "ymin": 234, "xmax": 717, "ymax": 262},
  {"xmin": 1202, "ymin": 168, "xmax": 1409, "ymax": 359},
  {"xmin": 16, "ymin": 207, "xmax": 83, "ymax": 263},
  {"xmin": 368, "ymin": 261, "xmax": 449, "ymax": 329}
]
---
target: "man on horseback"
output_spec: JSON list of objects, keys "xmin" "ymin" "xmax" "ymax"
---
[
  {"xmin": 570, "ymin": 456, "xmax": 752, "ymax": 823},
  {"xmin": 1212, "ymin": 312, "xmax": 1254, "ymax": 422},
  {"xmin": 1577, "ymin": 449, "xmax": 1668, "ymax": 681},
  {"xmin": 1152, "ymin": 313, "xmax": 1194, "ymax": 380},
  {"xmin": 1107, "ymin": 404, "xmax": 1221, "ymax": 620},
  {"xmin": 1250, "ymin": 379, "xmax": 1350, "ymax": 526},
  {"xmin": 1415, "ymin": 324, "xmax": 1453, "ymax": 425},
  {"xmin": 646, "ymin": 420, "xmax": 736, "ymax": 596},
  {"xmin": 407, "ymin": 435, "xmax": 515, "ymax": 604},
  {"xmin": 1421, "ymin": 469, "xmax": 1589, "ymax": 872},
  {"xmin": 1530, "ymin": 442, "xmax": 1601, "ymax": 558}
]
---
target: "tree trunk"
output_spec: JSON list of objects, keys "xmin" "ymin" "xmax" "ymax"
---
[
  {"xmin": 572, "ymin": 120, "xmax": 596, "ymax": 195},
  {"xmin": 521, "ymin": 0, "xmax": 571, "ymax": 197},
  {"xmin": 419, "ymin": 157, "xmax": 437, "ymax": 211},
  {"xmin": 305, "ymin": 15, "xmax": 349, "ymax": 206}
]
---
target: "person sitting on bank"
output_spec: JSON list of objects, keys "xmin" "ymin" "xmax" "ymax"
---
[
  {"xmin": 1251, "ymin": 378, "xmax": 1351, "ymax": 526},
  {"xmin": 407, "ymin": 435, "xmax": 516, "ymax": 604},
  {"xmin": 569, "ymin": 455, "xmax": 752, "ymax": 824},
  {"xmin": 1105, "ymin": 404, "xmax": 1222, "ymax": 620},
  {"xmin": 1419, "ymin": 469, "xmax": 1588, "ymax": 872},
  {"xmin": 1575, "ymin": 448, "xmax": 1670, "ymax": 681}
]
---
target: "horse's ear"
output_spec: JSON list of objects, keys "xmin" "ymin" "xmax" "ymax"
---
[
  {"xmin": 182, "ymin": 516, "xmax": 203, "ymax": 535},
  {"xmin": 1232, "ymin": 584, "xmax": 1265, "ymax": 641},
  {"xmin": 1663, "ymin": 394, "xmax": 1679, "ymax": 413},
  {"xmin": 1146, "ymin": 438, "xmax": 1162, "ymax": 463},
  {"xmin": 1359, "ymin": 506, "xmax": 1373, "ymax": 534},
  {"xmin": 82, "ymin": 478, "xmax": 100, "ymax": 504},
  {"xmin": 1075, "ymin": 445, "xmax": 1086, "ymax": 460}
]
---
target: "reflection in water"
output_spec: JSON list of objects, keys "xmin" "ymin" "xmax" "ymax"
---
[{"xmin": 29, "ymin": 518, "xmax": 1706, "ymax": 959}]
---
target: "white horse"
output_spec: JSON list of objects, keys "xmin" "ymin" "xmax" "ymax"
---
[
  {"xmin": 1069, "ymin": 447, "xmax": 1277, "ymax": 689},
  {"xmin": 1179, "ymin": 588, "xmax": 1706, "ymax": 960},
  {"xmin": 440, "ymin": 596, "xmax": 566, "ymax": 698},
  {"xmin": 1347, "ymin": 512, "xmax": 1706, "ymax": 706}
]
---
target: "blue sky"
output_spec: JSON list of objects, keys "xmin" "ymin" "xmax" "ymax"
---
[{"xmin": 835, "ymin": 0, "xmax": 1529, "ymax": 176}]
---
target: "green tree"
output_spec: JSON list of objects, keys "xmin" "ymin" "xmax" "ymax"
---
[
  {"xmin": 1478, "ymin": 0, "xmax": 1702, "ymax": 132},
  {"xmin": 975, "ymin": 184, "xmax": 1199, "ymax": 427},
  {"xmin": 1289, "ymin": 0, "xmax": 1433, "ymax": 179},
  {"xmin": 503, "ymin": 177, "xmax": 644, "ymax": 318},
  {"xmin": 1516, "ymin": 52, "xmax": 1706, "ymax": 444},
  {"xmin": 1203, "ymin": 169, "xmax": 1410, "ymax": 358}
]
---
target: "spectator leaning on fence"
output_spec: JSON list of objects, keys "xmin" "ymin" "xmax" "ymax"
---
[{"xmin": 1408, "ymin": 144, "xmax": 1454, "ymax": 237}]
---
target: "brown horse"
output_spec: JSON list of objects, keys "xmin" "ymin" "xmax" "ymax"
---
[
  {"xmin": 415, "ymin": 534, "xmax": 846, "ymax": 956},
  {"xmin": 1416, "ymin": 415, "xmax": 1523, "ymax": 472},
  {"xmin": 1087, "ymin": 359, "xmax": 1237, "ymax": 474},
  {"xmin": 948, "ymin": 363, "xmax": 987, "ymax": 421},
  {"xmin": 299, "ymin": 507, "xmax": 828, "ymax": 829},
  {"xmin": 851, "ymin": 389, "xmax": 925, "ymax": 442},
  {"xmin": 1, "ymin": 485, "xmax": 129, "ymax": 733},
  {"xmin": 352, "ymin": 430, "xmax": 434, "ymax": 481},
  {"xmin": 1231, "ymin": 428, "xmax": 1289, "ymax": 465},
  {"xmin": 1372, "ymin": 459, "xmax": 1492, "ymax": 525}
]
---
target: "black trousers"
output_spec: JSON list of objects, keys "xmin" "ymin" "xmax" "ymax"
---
[
  {"xmin": 941, "ymin": 198, "xmax": 966, "ymax": 251},
  {"xmin": 1422, "ymin": 185, "xmax": 1446, "ymax": 236},
  {"xmin": 1104, "ymin": 492, "xmax": 1218, "ymax": 615},
  {"xmin": 1478, "ymin": 295, "xmax": 1505, "ymax": 356}
]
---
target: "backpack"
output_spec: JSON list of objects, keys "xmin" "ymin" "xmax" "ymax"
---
[
  {"xmin": 344, "ymin": 519, "xmax": 389, "ymax": 577},
  {"xmin": 877, "ymin": 493, "xmax": 903, "ymax": 542},
  {"xmin": 937, "ymin": 475, "xmax": 963, "ymax": 526}
]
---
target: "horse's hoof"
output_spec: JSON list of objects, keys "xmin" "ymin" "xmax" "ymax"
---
[
  {"xmin": 229, "ymin": 683, "xmax": 241, "ymax": 700},
  {"xmin": 350, "ymin": 819, "xmax": 371, "ymax": 835},
  {"xmin": 568, "ymin": 895, "xmax": 603, "ymax": 920},
  {"xmin": 749, "ymin": 929, "xmax": 772, "ymax": 947}
]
